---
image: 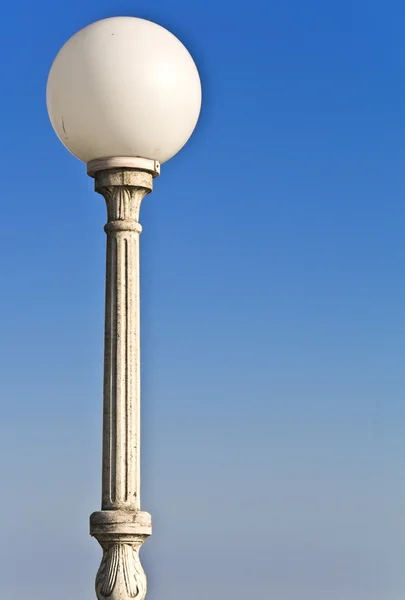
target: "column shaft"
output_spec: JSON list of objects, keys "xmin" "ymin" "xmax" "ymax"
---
[{"xmin": 103, "ymin": 225, "xmax": 141, "ymax": 510}]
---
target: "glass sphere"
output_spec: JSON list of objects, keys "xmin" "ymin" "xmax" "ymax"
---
[{"xmin": 46, "ymin": 17, "xmax": 202, "ymax": 164}]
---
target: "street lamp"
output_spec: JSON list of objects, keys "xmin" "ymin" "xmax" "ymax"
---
[{"xmin": 46, "ymin": 16, "xmax": 201, "ymax": 600}]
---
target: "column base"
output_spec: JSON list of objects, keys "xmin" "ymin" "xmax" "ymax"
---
[{"xmin": 90, "ymin": 511, "xmax": 152, "ymax": 600}]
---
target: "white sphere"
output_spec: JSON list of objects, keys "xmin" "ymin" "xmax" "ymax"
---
[{"xmin": 46, "ymin": 17, "xmax": 202, "ymax": 164}]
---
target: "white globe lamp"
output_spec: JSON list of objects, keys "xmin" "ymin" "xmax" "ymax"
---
[{"xmin": 47, "ymin": 16, "xmax": 202, "ymax": 168}]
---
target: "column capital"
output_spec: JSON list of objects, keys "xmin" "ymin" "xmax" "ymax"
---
[
  {"xmin": 95, "ymin": 169, "xmax": 153, "ymax": 230},
  {"xmin": 94, "ymin": 168, "xmax": 154, "ymax": 195}
]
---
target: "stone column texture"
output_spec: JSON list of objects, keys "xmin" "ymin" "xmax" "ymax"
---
[{"xmin": 90, "ymin": 169, "xmax": 153, "ymax": 600}]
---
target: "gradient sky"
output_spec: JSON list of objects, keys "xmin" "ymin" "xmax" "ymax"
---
[{"xmin": 0, "ymin": 0, "xmax": 404, "ymax": 599}]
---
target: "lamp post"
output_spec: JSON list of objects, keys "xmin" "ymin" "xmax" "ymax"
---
[{"xmin": 46, "ymin": 16, "xmax": 201, "ymax": 600}]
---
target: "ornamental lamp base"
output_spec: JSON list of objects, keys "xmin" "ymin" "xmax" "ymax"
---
[
  {"xmin": 90, "ymin": 511, "xmax": 152, "ymax": 600},
  {"xmin": 87, "ymin": 157, "xmax": 161, "ymax": 178}
]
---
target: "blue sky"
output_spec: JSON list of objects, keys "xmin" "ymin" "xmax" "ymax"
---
[{"xmin": 0, "ymin": 0, "xmax": 405, "ymax": 598}]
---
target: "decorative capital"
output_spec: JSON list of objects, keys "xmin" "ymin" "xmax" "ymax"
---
[
  {"xmin": 94, "ymin": 169, "xmax": 153, "ymax": 231},
  {"xmin": 102, "ymin": 187, "xmax": 145, "ymax": 231}
]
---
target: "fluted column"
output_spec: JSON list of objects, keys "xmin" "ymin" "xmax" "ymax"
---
[{"xmin": 90, "ymin": 168, "xmax": 153, "ymax": 600}]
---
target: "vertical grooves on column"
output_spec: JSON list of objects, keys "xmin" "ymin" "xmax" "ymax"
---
[
  {"xmin": 105, "ymin": 231, "xmax": 138, "ymax": 508},
  {"xmin": 125, "ymin": 236, "xmax": 129, "ymax": 504},
  {"xmin": 103, "ymin": 232, "xmax": 118, "ymax": 509},
  {"xmin": 99, "ymin": 181, "xmax": 150, "ymax": 512},
  {"xmin": 104, "ymin": 230, "xmax": 139, "ymax": 509},
  {"xmin": 136, "ymin": 235, "xmax": 140, "ymax": 508},
  {"xmin": 111, "ymin": 235, "xmax": 118, "ymax": 505},
  {"xmin": 117, "ymin": 233, "xmax": 124, "ymax": 505},
  {"xmin": 110, "ymin": 236, "xmax": 118, "ymax": 503}
]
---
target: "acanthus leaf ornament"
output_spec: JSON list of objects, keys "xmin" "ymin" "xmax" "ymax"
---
[{"xmin": 96, "ymin": 543, "xmax": 147, "ymax": 600}]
